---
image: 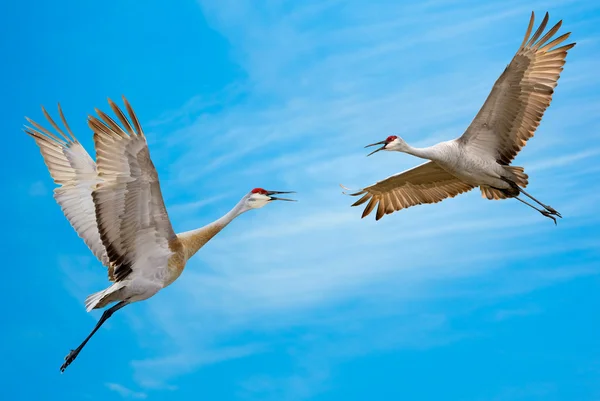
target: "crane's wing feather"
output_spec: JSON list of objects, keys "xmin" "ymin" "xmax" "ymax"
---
[
  {"xmin": 24, "ymin": 106, "xmax": 109, "ymax": 266},
  {"xmin": 348, "ymin": 161, "xmax": 474, "ymax": 220},
  {"xmin": 89, "ymin": 97, "xmax": 176, "ymax": 282},
  {"xmin": 458, "ymin": 12, "xmax": 575, "ymax": 164}
]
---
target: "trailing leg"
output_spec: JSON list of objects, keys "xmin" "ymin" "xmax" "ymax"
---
[
  {"xmin": 514, "ymin": 196, "xmax": 557, "ymax": 225},
  {"xmin": 499, "ymin": 176, "xmax": 561, "ymax": 223},
  {"xmin": 60, "ymin": 301, "xmax": 128, "ymax": 373},
  {"xmin": 518, "ymin": 187, "xmax": 562, "ymax": 218}
]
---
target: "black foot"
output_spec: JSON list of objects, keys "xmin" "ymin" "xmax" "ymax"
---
[
  {"xmin": 544, "ymin": 205, "xmax": 562, "ymax": 218},
  {"xmin": 541, "ymin": 210, "xmax": 557, "ymax": 225},
  {"xmin": 60, "ymin": 349, "xmax": 79, "ymax": 373}
]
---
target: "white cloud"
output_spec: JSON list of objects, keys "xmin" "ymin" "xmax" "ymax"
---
[
  {"xmin": 527, "ymin": 147, "xmax": 600, "ymax": 172},
  {"xmin": 28, "ymin": 180, "xmax": 47, "ymax": 197},
  {"xmin": 105, "ymin": 383, "xmax": 147, "ymax": 399},
  {"xmin": 58, "ymin": 255, "xmax": 106, "ymax": 311},
  {"xmin": 493, "ymin": 306, "xmax": 541, "ymax": 322},
  {"xmin": 483, "ymin": 382, "xmax": 557, "ymax": 401},
  {"xmin": 131, "ymin": 344, "xmax": 264, "ymax": 388}
]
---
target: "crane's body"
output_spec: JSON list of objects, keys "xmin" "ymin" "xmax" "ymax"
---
[
  {"xmin": 24, "ymin": 97, "xmax": 295, "ymax": 372},
  {"xmin": 400, "ymin": 140, "xmax": 519, "ymax": 190},
  {"xmin": 346, "ymin": 12, "xmax": 574, "ymax": 223},
  {"xmin": 84, "ymin": 198, "xmax": 248, "ymax": 312}
]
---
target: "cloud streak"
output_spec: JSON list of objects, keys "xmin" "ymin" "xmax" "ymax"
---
[{"xmin": 105, "ymin": 383, "xmax": 147, "ymax": 399}]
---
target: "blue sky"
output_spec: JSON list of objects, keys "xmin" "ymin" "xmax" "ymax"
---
[{"xmin": 1, "ymin": 0, "xmax": 599, "ymax": 400}]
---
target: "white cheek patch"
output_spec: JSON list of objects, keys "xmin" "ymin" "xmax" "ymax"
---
[
  {"xmin": 248, "ymin": 194, "xmax": 270, "ymax": 208},
  {"xmin": 387, "ymin": 139, "xmax": 402, "ymax": 150}
]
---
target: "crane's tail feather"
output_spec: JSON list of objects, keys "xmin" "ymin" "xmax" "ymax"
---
[
  {"xmin": 505, "ymin": 166, "xmax": 529, "ymax": 188},
  {"xmin": 85, "ymin": 289, "xmax": 109, "ymax": 312},
  {"xmin": 481, "ymin": 166, "xmax": 529, "ymax": 200},
  {"xmin": 84, "ymin": 283, "xmax": 126, "ymax": 312}
]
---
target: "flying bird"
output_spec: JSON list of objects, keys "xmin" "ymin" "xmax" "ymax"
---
[
  {"xmin": 24, "ymin": 96, "xmax": 296, "ymax": 372},
  {"xmin": 344, "ymin": 12, "xmax": 574, "ymax": 224}
]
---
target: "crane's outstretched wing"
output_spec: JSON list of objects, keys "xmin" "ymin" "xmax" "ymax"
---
[
  {"xmin": 458, "ymin": 12, "xmax": 575, "ymax": 165},
  {"xmin": 347, "ymin": 161, "xmax": 474, "ymax": 220},
  {"xmin": 89, "ymin": 97, "xmax": 176, "ymax": 282},
  {"xmin": 24, "ymin": 106, "xmax": 109, "ymax": 266}
]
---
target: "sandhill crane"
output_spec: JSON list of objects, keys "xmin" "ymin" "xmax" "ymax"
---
[
  {"xmin": 24, "ymin": 96, "xmax": 296, "ymax": 372},
  {"xmin": 344, "ymin": 12, "xmax": 574, "ymax": 224}
]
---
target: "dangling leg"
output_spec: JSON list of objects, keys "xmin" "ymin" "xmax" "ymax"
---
[
  {"xmin": 60, "ymin": 301, "xmax": 128, "ymax": 372},
  {"xmin": 514, "ymin": 196, "xmax": 557, "ymax": 225},
  {"xmin": 518, "ymin": 187, "xmax": 562, "ymax": 218}
]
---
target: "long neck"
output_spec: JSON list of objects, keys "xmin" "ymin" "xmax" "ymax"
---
[
  {"xmin": 400, "ymin": 144, "xmax": 439, "ymax": 161},
  {"xmin": 177, "ymin": 200, "xmax": 247, "ymax": 260}
]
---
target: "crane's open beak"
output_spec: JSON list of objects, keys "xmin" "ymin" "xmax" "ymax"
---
[
  {"xmin": 266, "ymin": 190, "xmax": 297, "ymax": 202},
  {"xmin": 365, "ymin": 140, "xmax": 387, "ymax": 157}
]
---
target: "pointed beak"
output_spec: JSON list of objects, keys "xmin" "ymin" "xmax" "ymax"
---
[
  {"xmin": 364, "ymin": 140, "xmax": 387, "ymax": 157},
  {"xmin": 266, "ymin": 190, "xmax": 297, "ymax": 202}
]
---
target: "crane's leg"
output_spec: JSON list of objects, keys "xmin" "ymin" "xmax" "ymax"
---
[
  {"xmin": 515, "ymin": 196, "xmax": 557, "ymax": 225},
  {"xmin": 60, "ymin": 301, "xmax": 128, "ymax": 373},
  {"xmin": 518, "ymin": 187, "xmax": 562, "ymax": 218}
]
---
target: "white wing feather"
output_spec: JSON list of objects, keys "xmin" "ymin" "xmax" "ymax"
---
[{"xmin": 24, "ymin": 106, "xmax": 109, "ymax": 266}]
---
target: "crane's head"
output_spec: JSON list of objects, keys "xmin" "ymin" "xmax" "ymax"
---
[
  {"xmin": 245, "ymin": 188, "xmax": 297, "ymax": 209},
  {"xmin": 364, "ymin": 135, "xmax": 405, "ymax": 156}
]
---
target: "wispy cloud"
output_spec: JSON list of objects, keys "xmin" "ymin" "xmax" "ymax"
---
[
  {"xmin": 28, "ymin": 180, "xmax": 47, "ymax": 197},
  {"xmin": 59, "ymin": 255, "xmax": 106, "ymax": 309},
  {"xmin": 482, "ymin": 382, "xmax": 557, "ymax": 401},
  {"xmin": 493, "ymin": 306, "xmax": 541, "ymax": 322},
  {"xmin": 527, "ymin": 147, "xmax": 600, "ymax": 172},
  {"xmin": 132, "ymin": 344, "xmax": 264, "ymax": 389},
  {"xmin": 105, "ymin": 383, "xmax": 147, "ymax": 399}
]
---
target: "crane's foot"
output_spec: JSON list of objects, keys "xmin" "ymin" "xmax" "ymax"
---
[
  {"xmin": 541, "ymin": 210, "xmax": 557, "ymax": 225},
  {"xmin": 60, "ymin": 349, "xmax": 79, "ymax": 373},
  {"xmin": 543, "ymin": 205, "xmax": 562, "ymax": 218}
]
